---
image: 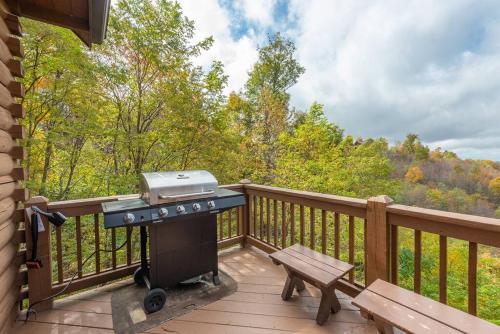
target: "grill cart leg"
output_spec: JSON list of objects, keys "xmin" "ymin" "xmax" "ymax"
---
[
  {"xmin": 134, "ymin": 226, "xmax": 150, "ymax": 286},
  {"xmin": 213, "ymin": 269, "xmax": 220, "ymax": 286},
  {"xmin": 140, "ymin": 226, "xmax": 149, "ymax": 276}
]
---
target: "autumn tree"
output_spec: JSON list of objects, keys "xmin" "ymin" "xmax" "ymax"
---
[
  {"xmin": 21, "ymin": 19, "xmax": 100, "ymax": 198},
  {"xmin": 94, "ymin": 0, "xmax": 232, "ymax": 191},
  {"xmin": 274, "ymin": 104, "xmax": 397, "ymax": 198},
  {"xmin": 405, "ymin": 166, "xmax": 424, "ymax": 183},
  {"xmin": 243, "ymin": 33, "xmax": 305, "ymax": 183},
  {"xmin": 489, "ymin": 177, "xmax": 500, "ymax": 203}
]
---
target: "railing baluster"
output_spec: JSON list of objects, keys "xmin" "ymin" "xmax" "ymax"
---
[
  {"xmin": 414, "ymin": 230, "xmax": 422, "ymax": 293},
  {"xmin": 237, "ymin": 206, "xmax": 241, "ymax": 235},
  {"xmin": 76, "ymin": 216, "xmax": 82, "ymax": 278},
  {"xmin": 259, "ymin": 196, "xmax": 264, "ymax": 240},
  {"xmin": 348, "ymin": 215, "xmax": 354, "ymax": 282},
  {"xmin": 334, "ymin": 212, "xmax": 340, "ymax": 259},
  {"xmin": 56, "ymin": 225, "xmax": 63, "ymax": 284},
  {"xmin": 390, "ymin": 225, "xmax": 398, "ymax": 284},
  {"xmin": 273, "ymin": 199, "xmax": 278, "ymax": 246},
  {"xmin": 266, "ymin": 198, "xmax": 270, "ymax": 243},
  {"xmin": 219, "ymin": 212, "xmax": 223, "ymax": 240},
  {"xmin": 468, "ymin": 241, "xmax": 477, "ymax": 315},
  {"xmin": 300, "ymin": 205, "xmax": 305, "ymax": 245},
  {"xmin": 126, "ymin": 226, "xmax": 132, "ymax": 266},
  {"xmin": 439, "ymin": 235, "xmax": 447, "ymax": 304},
  {"xmin": 364, "ymin": 218, "xmax": 367, "ymax": 285},
  {"xmin": 94, "ymin": 214, "xmax": 100, "ymax": 274},
  {"xmin": 111, "ymin": 228, "xmax": 117, "ymax": 269},
  {"xmin": 310, "ymin": 208, "xmax": 315, "ymax": 250},
  {"xmin": 321, "ymin": 210, "xmax": 327, "ymax": 254},
  {"xmin": 253, "ymin": 195, "xmax": 257, "ymax": 237},
  {"xmin": 281, "ymin": 201, "xmax": 286, "ymax": 249},
  {"xmin": 228, "ymin": 209, "xmax": 232, "ymax": 238},
  {"xmin": 290, "ymin": 203, "xmax": 295, "ymax": 245}
]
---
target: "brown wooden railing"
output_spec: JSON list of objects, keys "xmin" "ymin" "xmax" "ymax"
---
[
  {"xmin": 21, "ymin": 181, "xmax": 500, "ymax": 321},
  {"xmin": 385, "ymin": 204, "xmax": 500, "ymax": 316},
  {"xmin": 244, "ymin": 184, "xmax": 368, "ymax": 296},
  {"xmin": 22, "ymin": 183, "xmax": 246, "ymax": 311}
]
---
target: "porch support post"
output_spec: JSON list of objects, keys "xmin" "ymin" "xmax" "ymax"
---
[
  {"xmin": 25, "ymin": 196, "xmax": 53, "ymax": 311},
  {"xmin": 366, "ymin": 195, "xmax": 393, "ymax": 285},
  {"xmin": 239, "ymin": 179, "xmax": 252, "ymax": 248}
]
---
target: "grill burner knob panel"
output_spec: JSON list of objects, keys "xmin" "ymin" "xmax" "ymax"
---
[
  {"xmin": 158, "ymin": 208, "xmax": 168, "ymax": 218},
  {"xmin": 123, "ymin": 213, "xmax": 135, "ymax": 224},
  {"xmin": 176, "ymin": 205, "xmax": 186, "ymax": 214},
  {"xmin": 192, "ymin": 203, "xmax": 201, "ymax": 211},
  {"xmin": 207, "ymin": 200, "xmax": 215, "ymax": 209}
]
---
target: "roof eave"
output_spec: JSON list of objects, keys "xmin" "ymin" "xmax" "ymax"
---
[{"xmin": 89, "ymin": 0, "xmax": 111, "ymax": 46}]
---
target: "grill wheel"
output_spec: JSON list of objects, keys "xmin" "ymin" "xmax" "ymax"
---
[{"xmin": 144, "ymin": 288, "xmax": 167, "ymax": 314}]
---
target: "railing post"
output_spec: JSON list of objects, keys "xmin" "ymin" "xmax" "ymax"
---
[
  {"xmin": 239, "ymin": 179, "xmax": 251, "ymax": 247},
  {"xmin": 366, "ymin": 195, "xmax": 393, "ymax": 285},
  {"xmin": 25, "ymin": 196, "xmax": 53, "ymax": 311}
]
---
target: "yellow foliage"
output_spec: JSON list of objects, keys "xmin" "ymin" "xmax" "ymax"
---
[
  {"xmin": 489, "ymin": 177, "xmax": 500, "ymax": 198},
  {"xmin": 405, "ymin": 166, "xmax": 424, "ymax": 183}
]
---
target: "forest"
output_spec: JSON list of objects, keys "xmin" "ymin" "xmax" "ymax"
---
[{"xmin": 20, "ymin": 0, "xmax": 499, "ymax": 324}]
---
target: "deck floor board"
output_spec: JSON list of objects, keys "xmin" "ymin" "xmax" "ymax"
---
[{"xmin": 13, "ymin": 246, "xmax": 376, "ymax": 334}]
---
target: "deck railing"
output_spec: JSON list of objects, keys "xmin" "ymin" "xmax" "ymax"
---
[{"xmin": 21, "ymin": 181, "xmax": 500, "ymax": 321}]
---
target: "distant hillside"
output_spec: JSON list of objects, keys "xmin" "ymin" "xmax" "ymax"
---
[{"xmin": 389, "ymin": 134, "xmax": 500, "ymax": 218}]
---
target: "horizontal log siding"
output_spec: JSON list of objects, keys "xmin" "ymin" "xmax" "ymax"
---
[{"xmin": 0, "ymin": 10, "xmax": 24, "ymax": 334}]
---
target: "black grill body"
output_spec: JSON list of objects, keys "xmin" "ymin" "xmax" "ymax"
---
[{"xmin": 102, "ymin": 188, "xmax": 245, "ymax": 312}]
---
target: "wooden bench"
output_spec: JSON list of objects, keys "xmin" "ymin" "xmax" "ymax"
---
[
  {"xmin": 352, "ymin": 279, "xmax": 500, "ymax": 334},
  {"xmin": 269, "ymin": 244, "xmax": 354, "ymax": 325}
]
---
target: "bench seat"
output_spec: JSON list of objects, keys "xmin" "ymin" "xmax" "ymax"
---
[
  {"xmin": 269, "ymin": 244, "xmax": 354, "ymax": 325},
  {"xmin": 352, "ymin": 279, "xmax": 500, "ymax": 334}
]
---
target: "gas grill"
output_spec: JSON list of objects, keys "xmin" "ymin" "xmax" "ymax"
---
[{"xmin": 102, "ymin": 171, "xmax": 245, "ymax": 313}]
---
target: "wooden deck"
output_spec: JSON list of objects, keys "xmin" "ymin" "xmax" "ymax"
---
[{"xmin": 13, "ymin": 246, "xmax": 376, "ymax": 333}]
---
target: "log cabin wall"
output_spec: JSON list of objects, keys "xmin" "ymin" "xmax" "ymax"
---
[{"xmin": 0, "ymin": 1, "xmax": 26, "ymax": 333}]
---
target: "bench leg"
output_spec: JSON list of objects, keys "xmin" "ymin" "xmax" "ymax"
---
[
  {"xmin": 281, "ymin": 275, "xmax": 296, "ymax": 301},
  {"xmin": 330, "ymin": 291, "xmax": 341, "ymax": 313},
  {"xmin": 316, "ymin": 286, "xmax": 337, "ymax": 325},
  {"xmin": 281, "ymin": 269, "xmax": 305, "ymax": 300},
  {"xmin": 373, "ymin": 315, "xmax": 394, "ymax": 334},
  {"xmin": 295, "ymin": 278, "xmax": 305, "ymax": 291}
]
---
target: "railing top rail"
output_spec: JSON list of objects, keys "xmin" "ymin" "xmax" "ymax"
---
[
  {"xmin": 46, "ymin": 183, "xmax": 245, "ymax": 212},
  {"xmin": 244, "ymin": 184, "xmax": 368, "ymax": 208},
  {"xmin": 47, "ymin": 194, "xmax": 139, "ymax": 210},
  {"xmin": 387, "ymin": 204, "xmax": 500, "ymax": 233}
]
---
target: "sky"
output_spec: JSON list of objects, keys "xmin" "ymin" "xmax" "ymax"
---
[{"xmin": 177, "ymin": 0, "xmax": 500, "ymax": 161}]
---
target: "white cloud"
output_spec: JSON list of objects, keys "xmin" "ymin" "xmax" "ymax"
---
[
  {"xmin": 178, "ymin": 0, "xmax": 259, "ymax": 93},
  {"xmin": 177, "ymin": 0, "xmax": 500, "ymax": 161},
  {"xmin": 234, "ymin": 0, "xmax": 277, "ymax": 27},
  {"xmin": 286, "ymin": 0, "xmax": 500, "ymax": 161}
]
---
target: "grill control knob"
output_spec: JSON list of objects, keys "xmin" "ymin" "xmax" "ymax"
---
[
  {"xmin": 192, "ymin": 203, "xmax": 201, "ymax": 211},
  {"xmin": 123, "ymin": 213, "xmax": 135, "ymax": 224},
  {"xmin": 158, "ymin": 208, "xmax": 168, "ymax": 218},
  {"xmin": 176, "ymin": 205, "xmax": 186, "ymax": 214},
  {"xmin": 207, "ymin": 200, "xmax": 215, "ymax": 209}
]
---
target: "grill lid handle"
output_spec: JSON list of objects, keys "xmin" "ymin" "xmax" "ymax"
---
[{"xmin": 158, "ymin": 190, "xmax": 215, "ymax": 200}]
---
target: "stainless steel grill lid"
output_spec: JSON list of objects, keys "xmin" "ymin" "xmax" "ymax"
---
[{"xmin": 140, "ymin": 170, "xmax": 218, "ymax": 205}]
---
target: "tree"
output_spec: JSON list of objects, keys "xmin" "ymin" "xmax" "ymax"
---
[
  {"xmin": 274, "ymin": 104, "xmax": 397, "ymax": 198},
  {"xmin": 405, "ymin": 166, "xmax": 424, "ymax": 183},
  {"xmin": 402, "ymin": 133, "xmax": 419, "ymax": 155},
  {"xmin": 21, "ymin": 18, "xmax": 100, "ymax": 198},
  {"xmin": 242, "ymin": 33, "xmax": 305, "ymax": 183},
  {"xmin": 489, "ymin": 177, "xmax": 500, "ymax": 203},
  {"xmin": 92, "ymin": 0, "xmax": 237, "ymax": 193}
]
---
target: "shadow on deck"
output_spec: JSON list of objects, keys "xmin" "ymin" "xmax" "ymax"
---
[{"xmin": 13, "ymin": 246, "xmax": 376, "ymax": 334}]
